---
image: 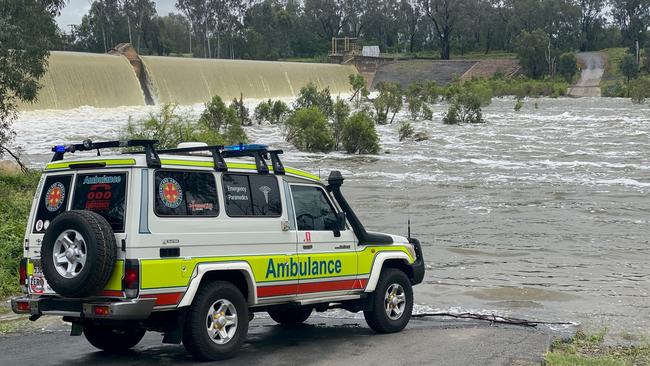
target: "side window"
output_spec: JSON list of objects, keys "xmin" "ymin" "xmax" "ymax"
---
[
  {"xmin": 72, "ymin": 173, "xmax": 128, "ymax": 232},
  {"xmin": 155, "ymin": 170, "xmax": 219, "ymax": 217},
  {"xmin": 33, "ymin": 175, "xmax": 73, "ymax": 233},
  {"xmin": 291, "ymin": 185, "xmax": 338, "ymax": 231},
  {"xmin": 222, "ymin": 174, "xmax": 281, "ymax": 217}
]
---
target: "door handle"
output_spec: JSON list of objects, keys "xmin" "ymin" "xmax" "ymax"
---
[
  {"xmin": 302, "ymin": 244, "xmax": 313, "ymax": 250},
  {"xmin": 334, "ymin": 244, "xmax": 351, "ymax": 250}
]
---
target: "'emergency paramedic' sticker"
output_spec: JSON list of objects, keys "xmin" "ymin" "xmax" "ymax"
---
[
  {"xmin": 159, "ymin": 177, "xmax": 183, "ymax": 208},
  {"xmin": 45, "ymin": 182, "xmax": 66, "ymax": 212}
]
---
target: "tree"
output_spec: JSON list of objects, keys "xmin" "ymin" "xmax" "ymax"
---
[
  {"xmin": 0, "ymin": 0, "xmax": 65, "ymax": 165},
  {"xmin": 284, "ymin": 107, "xmax": 335, "ymax": 153},
  {"xmin": 610, "ymin": 0, "xmax": 650, "ymax": 50},
  {"xmin": 348, "ymin": 73, "xmax": 368, "ymax": 108},
  {"xmin": 123, "ymin": 0, "xmax": 157, "ymax": 53},
  {"xmin": 576, "ymin": 0, "xmax": 606, "ymax": 51},
  {"xmin": 620, "ymin": 53, "xmax": 639, "ymax": 84},
  {"xmin": 517, "ymin": 29, "xmax": 551, "ymax": 79},
  {"xmin": 559, "ymin": 52, "xmax": 579, "ymax": 82},
  {"xmin": 341, "ymin": 111, "xmax": 380, "ymax": 154},
  {"xmin": 419, "ymin": 0, "xmax": 467, "ymax": 59},
  {"xmin": 443, "ymin": 90, "xmax": 484, "ymax": 124},
  {"xmin": 294, "ymin": 83, "xmax": 334, "ymax": 117}
]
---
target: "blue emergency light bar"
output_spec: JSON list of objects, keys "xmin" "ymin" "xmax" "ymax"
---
[{"xmin": 224, "ymin": 143, "xmax": 269, "ymax": 152}]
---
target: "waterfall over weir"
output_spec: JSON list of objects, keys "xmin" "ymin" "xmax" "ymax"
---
[
  {"xmin": 141, "ymin": 56, "xmax": 356, "ymax": 105},
  {"xmin": 20, "ymin": 51, "xmax": 357, "ymax": 110},
  {"xmin": 21, "ymin": 51, "xmax": 146, "ymax": 110}
]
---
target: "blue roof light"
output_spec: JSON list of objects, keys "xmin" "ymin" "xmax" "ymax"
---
[
  {"xmin": 224, "ymin": 144, "xmax": 268, "ymax": 152},
  {"xmin": 54, "ymin": 145, "xmax": 66, "ymax": 153}
]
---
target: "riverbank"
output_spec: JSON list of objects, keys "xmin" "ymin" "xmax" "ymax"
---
[{"xmin": 546, "ymin": 330, "xmax": 650, "ymax": 365}]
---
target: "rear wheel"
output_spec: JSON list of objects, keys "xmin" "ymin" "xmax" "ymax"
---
[
  {"xmin": 183, "ymin": 281, "xmax": 249, "ymax": 361},
  {"xmin": 268, "ymin": 306, "xmax": 312, "ymax": 325},
  {"xmin": 363, "ymin": 268, "xmax": 413, "ymax": 333},
  {"xmin": 83, "ymin": 322, "xmax": 145, "ymax": 352}
]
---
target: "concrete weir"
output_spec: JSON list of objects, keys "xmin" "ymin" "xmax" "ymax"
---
[{"xmin": 21, "ymin": 44, "xmax": 357, "ymax": 110}]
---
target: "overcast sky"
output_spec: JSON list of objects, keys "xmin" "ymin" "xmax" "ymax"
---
[{"xmin": 56, "ymin": 0, "xmax": 179, "ymax": 30}]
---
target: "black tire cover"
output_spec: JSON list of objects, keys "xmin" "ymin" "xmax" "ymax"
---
[{"xmin": 40, "ymin": 210, "xmax": 116, "ymax": 298}]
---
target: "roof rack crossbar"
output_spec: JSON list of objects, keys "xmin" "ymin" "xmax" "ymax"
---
[
  {"xmin": 52, "ymin": 140, "xmax": 286, "ymax": 175},
  {"xmin": 269, "ymin": 150, "xmax": 285, "ymax": 175},
  {"xmin": 51, "ymin": 139, "xmax": 160, "ymax": 166}
]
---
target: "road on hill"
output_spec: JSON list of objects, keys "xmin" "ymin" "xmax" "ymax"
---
[
  {"xmin": 0, "ymin": 314, "xmax": 557, "ymax": 366},
  {"xmin": 568, "ymin": 52, "xmax": 606, "ymax": 97}
]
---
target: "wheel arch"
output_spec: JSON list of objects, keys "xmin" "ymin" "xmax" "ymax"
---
[
  {"xmin": 364, "ymin": 252, "xmax": 412, "ymax": 293},
  {"xmin": 177, "ymin": 262, "xmax": 257, "ymax": 307}
]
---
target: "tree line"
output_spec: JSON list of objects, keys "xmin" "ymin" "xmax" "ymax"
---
[{"xmin": 58, "ymin": 0, "xmax": 650, "ymax": 61}]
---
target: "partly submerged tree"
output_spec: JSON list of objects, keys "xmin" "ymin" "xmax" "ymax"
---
[
  {"xmin": 341, "ymin": 111, "xmax": 380, "ymax": 154},
  {"xmin": 0, "ymin": 0, "xmax": 65, "ymax": 166},
  {"xmin": 284, "ymin": 107, "xmax": 335, "ymax": 153}
]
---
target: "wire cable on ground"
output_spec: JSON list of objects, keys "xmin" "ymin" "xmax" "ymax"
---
[{"xmin": 412, "ymin": 312, "xmax": 575, "ymax": 327}]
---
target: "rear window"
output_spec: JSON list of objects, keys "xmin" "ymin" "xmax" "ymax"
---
[
  {"xmin": 222, "ymin": 174, "xmax": 281, "ymax": 217},
  {"xmin": 154, "ymin": 170, "xmax": 219, "ymax": 217},
  {"xmin": 33, "ymin": 175, "xmax": 73, "ymax": 233},
  {"xmin": 71, "ymin": 173, "xmax": 128, "ymax": 232}
]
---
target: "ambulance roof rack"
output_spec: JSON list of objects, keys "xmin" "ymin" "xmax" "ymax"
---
[{"xmin": 51, "ymin": 140, "xmax": 285, "ymax": 174}]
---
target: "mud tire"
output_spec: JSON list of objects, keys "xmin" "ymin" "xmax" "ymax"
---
[{"xmin": 363, "ymin": 268, "xmax": 413, "ymax": 333}]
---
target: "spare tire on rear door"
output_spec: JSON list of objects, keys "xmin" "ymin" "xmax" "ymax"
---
[{"xmin": 41, "ymin": 210, "xmax": 117, "ymax": 298}]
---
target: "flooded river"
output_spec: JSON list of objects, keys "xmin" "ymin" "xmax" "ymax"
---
[{"xmin": 12, "ymin": 97, "xmax": 650, "ymax": 339}]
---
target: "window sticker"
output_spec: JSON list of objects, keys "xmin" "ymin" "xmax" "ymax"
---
[
  {"xmin": 45, "ymin": 182, "xmax": 66, "ymax": 212},
  {"xmin": 72, "ymin": 173, "xmax": 128, "ymax": 232},
  {"xmin": 159, "ymin": 177, "xmax": 183, "ymax": 209}
]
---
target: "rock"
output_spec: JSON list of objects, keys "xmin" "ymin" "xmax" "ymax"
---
[
  {"xmin": 413, "ymin": 132, "xmax": 430, "ymax": 141},
  {"xmin": 0, "ymin": 159, "xmax": 22, "ymax": 174}
]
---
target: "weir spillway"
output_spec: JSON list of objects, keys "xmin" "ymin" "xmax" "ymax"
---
[{"xmin": 21, "ymin": 51, "xmax": 357, "ymax": 110}]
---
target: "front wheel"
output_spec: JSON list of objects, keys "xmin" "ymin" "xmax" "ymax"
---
[
  {"xmin": 83, "ymin": 322, "xmax": 145, "ymax": 352},
  {"xmin": 183, "ymin": 281, "xmax": 249, "ymax": 361},
  {"xmin": 363, "ymin": 268, "xmax": 413, "ymax": 333}
]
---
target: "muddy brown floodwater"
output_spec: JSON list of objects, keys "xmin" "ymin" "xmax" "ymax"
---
[{"xmin": 13, "ymin": 96, "xmax": 650, "ymax": 340}]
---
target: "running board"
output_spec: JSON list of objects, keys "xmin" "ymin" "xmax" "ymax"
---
[{"xmin": 296, "ymin": 294, "xmax": 362, "ymax": 306}]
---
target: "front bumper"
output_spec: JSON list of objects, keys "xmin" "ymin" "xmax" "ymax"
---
[
  {"xmin": 11, "ymin": 296, "xmax": 155, "ymax": 320},
  {"xmin": 409, "ymin": 238, "xmax": 425, "ymax": 285}
]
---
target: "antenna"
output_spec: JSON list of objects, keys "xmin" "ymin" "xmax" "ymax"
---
[{"xmin": 407, "ymin": 218, "xmax": 411, "ymax": 240}]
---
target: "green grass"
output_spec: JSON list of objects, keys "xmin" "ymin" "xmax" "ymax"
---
[
  {"xmin": 0, "ymin": 171, "xmax": 40, "ymax": 297},
  {"xmin": 601, "ymin": 48, "xmax": 628, "ymax": 81},
  {"xmin": 546, "ymin": 330, "xmax": 650, "ymax": 366}
]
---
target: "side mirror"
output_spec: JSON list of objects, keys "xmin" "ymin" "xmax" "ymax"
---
[{"xmin": 333, "ymin": 212, "xmax": 346, "ymax": 237}]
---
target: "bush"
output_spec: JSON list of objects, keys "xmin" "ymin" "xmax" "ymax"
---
[
  {"xmin": 270, "ymin": 100, "xmax": 290, "ymax": 124},
  {"xmin": 629, "ymin": 77, "xmax": 650, "ymax": 104},
  {"xmin": 284, "ymin": 107, "xmax": 334, "ymax": 152},
  {"xmin": 424, "ymin": 81, "xmax": 441, "ymax": 103},
  {"xmin": 421, "ymin": 104, "xmax": 433, "ymax": 120},
  {"xmin": 444, "ymin": 91, "xmax": 484, "ymax": 124},
  {"xmin": 332, "ymin": 98, "xmax": 350, "ymax": 150},
  {"xmin": 514, "ymin": 98, "xmax": 524, "ymax": 111},
  {"xmin": 398, "ymin": 121, "xmax": 414, "ymax": 141},
  {"xmin": 199, "ymin": 96, "xmax": 248, "ymax": 144},
  {"xmin": 601, "ymin": 80, "xmax": 627, "ymax": 97},
  {"xmin": 0, "ymin": 171, "xmax": 40, "ymax": 297},
  {"xmin": 123, "ymin": 104, "xmax": 218, "ymax": 149},
  {"xmin": 254, "ymin": 99, "xmax": 289, "ymax": 124},
  {"xmin": 620, "ymin": 54, "xmax": 639, "ymax": 83},
  {"xmin": 341, "ymin": 111, "xmax": 380, "ymax": 154},
  {"xmin": 373, "ymin": 82, "xmax": 403, "ymax": 124},
  {"xmin": 294, "ymin": 82, "xmax": 333, "ymax": 117}
]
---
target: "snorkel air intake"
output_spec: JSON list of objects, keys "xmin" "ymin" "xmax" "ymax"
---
[{"xmin": 327, "ymin": 171, "xmax": 392, "ymax": 245}]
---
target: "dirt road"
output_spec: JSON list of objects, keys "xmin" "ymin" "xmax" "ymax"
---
[{"xmin": 568, "ymin": 52, "xmax": 606, "ymax": 97}]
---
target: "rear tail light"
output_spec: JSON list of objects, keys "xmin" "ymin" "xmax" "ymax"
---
[
  {"xmin": 15, "ymin": 301, "xmax": 30, "ymax": 313},
  {"xmin": 92, "ymin": 305, "xmax": 110, "ymax": 316},
  {"xmin": 19, "ymin": 258, "xmax": 28, "ymax": 289},
  {"xmin": 123, "ymin": 259, "xmax": 140, "ymax": 298}
]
